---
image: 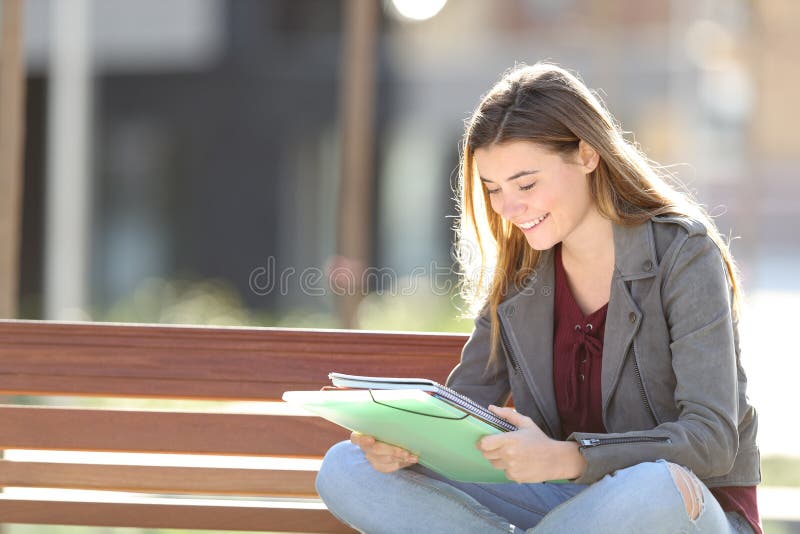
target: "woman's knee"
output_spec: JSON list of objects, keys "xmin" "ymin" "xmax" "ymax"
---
[
  {"xmin": 316, "ymin": 440, "xmax": 360, "ymax": 496},
  {"xmin": 616, "ymin": 460, "xmax": 705, "ymax": 521},
  {"xmin": 316, "ymin": 439, "xmax": 383, "ymax": 502},
  {"xmin": 664, "ymin": 462, "xmax": 705, "ymax": 521}
]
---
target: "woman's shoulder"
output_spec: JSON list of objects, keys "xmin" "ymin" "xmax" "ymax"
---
[
  {"xmin": 650, "ymin": 212, "xmax": 707, "ymax": 238},
  {"xmin": 646, "ymin": 213, "xmax": 732, "ymax": 293},
  {"xmin": 648, "ymin": 213, "xmax": 711, "ymax": 262}
]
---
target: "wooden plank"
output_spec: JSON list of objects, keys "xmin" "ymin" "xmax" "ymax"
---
[
  {"xmin": 0, "ymin": 460, "xmax": 318, "ymax": 497},
  {"xmin": 0, "ymin": 321, "xmax": 466, "ymax": 399},
  {"xmin": 0, "ymin": 406, "xmax": 349, "ymax": 457},
  {"xmin": 0, "ymin": 0, "xmax": 26, "ymax": 319},
  {"xmin": 0, "ymin": 374, "xmax": 331, "ymax": 401},
  {"xmin": 0, "ymin": 497, "xmax": 354, "ymax": 532}
]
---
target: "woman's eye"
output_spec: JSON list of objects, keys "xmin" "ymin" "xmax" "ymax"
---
[{"xmin": 486, "ymin": 182, "xmax": 534, "ymax": 195}]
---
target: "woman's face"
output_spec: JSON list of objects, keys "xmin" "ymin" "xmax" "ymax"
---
[{"xmin": 473, "ymin": 140, "xmax": 599, "ymax": 251}]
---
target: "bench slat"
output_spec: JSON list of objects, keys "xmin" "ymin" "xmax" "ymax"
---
[
  {"xmin": 0, "ymin": 497, "xmax": 354, "ymax": 532},
  {"xmin": 0, "ymin": 406, "xmax": 349, "ymax": 456},
  {"xmin": 0, "ymin": 374, "xmax": 335, "ymax": 401},
  {"xmin": 0, "ymin": 320, "xmax": 466, "ymax": 400},
  {"xmin": 0, "ymin": 460, "xmax": 318, "ymax": 496}
]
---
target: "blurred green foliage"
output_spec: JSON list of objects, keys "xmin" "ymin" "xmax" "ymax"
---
[
  {"xmin": 761, "ymin": 455, "xmax": 800, "ymax": 488},
  {"xmin": 96, "ymin": 276, "xmax": 473, "ymax": 333},
  {"xmin": 763, "ymin": 521, "xmax": 800, "ymax": 534},
  {"xmin": 101, "ymin": 278, "xmax": 265, "ymax": 327}
]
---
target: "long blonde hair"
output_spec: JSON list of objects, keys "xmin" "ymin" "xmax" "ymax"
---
[{"xmin": 454, "ymin": 62, "xmax": 742, "ymax": 366}]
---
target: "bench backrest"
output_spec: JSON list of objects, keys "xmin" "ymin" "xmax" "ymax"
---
[{"xmin": 0, "ymin": 320, "xmax": 467, "ymax": 532}]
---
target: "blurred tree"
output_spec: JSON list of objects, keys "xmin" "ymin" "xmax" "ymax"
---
[
  {"xmin": 0, "ymin": 0, "xmax": 25, "ymax": 319},
  {"xmin": 336, "ymin": 0, "xmax": 379, "ymax": 328}
]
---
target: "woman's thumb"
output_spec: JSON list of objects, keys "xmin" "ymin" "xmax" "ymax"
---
[{"xmin": 488, "ymin": 405, "xmax": 532, "ymax": 428}]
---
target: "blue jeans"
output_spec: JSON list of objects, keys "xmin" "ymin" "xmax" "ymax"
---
[{"xmin": 316, "ymin": 441, "xmax": 755, "ymax": 533}]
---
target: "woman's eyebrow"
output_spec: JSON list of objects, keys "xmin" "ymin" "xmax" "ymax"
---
[{"xmin": 479, "ymin": 170, "xmax": 539, "ymax": 183}]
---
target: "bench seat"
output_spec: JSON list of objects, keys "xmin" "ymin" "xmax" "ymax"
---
[{"xmin": 0, "ymin": 320, "xmax": 467, "ymax": 532}]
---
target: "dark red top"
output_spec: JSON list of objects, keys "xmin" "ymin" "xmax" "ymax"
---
[{"xmin": 552, "ymin": 244, "xmax": 761, "ymax": 534}]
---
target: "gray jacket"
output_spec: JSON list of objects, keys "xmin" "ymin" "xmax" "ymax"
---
[{"xmin": 446, "ymin": 214, "xmax": 761, "ymax": 487}]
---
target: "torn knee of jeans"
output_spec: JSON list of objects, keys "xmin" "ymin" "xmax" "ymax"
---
[{"xmin": 666, "ymin": 462, "xmax": 704, "ymax": 521}]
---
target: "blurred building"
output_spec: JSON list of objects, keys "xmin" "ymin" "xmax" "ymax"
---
[
  {"xmin": 20, "ymin": 0, "xmax": 349, "ymax": 320},
  {"xmin": 13, "ymin": 0, "xmax": 800, "ymax": 325}
]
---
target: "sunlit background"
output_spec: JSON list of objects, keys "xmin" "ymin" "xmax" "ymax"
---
[{"xmin": 1, "ymin": 0, "xmax": 799, "ymax": 532}]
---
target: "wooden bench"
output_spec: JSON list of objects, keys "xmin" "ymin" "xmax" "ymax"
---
[{"xmin": 0, "ymin": 320, "xmax": 467, "ymax": 532}]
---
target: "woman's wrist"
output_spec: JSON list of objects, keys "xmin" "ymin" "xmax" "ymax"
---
[{"xmin": 558, "ymin": 440, "xmax": 587, "ymax": 480}]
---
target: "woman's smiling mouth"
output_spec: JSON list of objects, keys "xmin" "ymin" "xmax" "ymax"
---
[{"xmin": 517, "ymin": 213, "xmax": 550, "ymax": 232}]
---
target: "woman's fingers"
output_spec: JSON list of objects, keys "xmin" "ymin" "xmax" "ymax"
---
[
  {"xmin": 366, "ymin": 449, "xmax": 418, "ymax": 464},
  {"xmin": 350, "ymin": 432, "xmax": 418, "ymax": 472},
  {"xmin": 366, "ymin": 453, "xmax": 417, "ymax": 472},
  {"xmin": 350, "ymin": 431, "xmax": 374, "ymax": 447},
  {"xmin": 487, "ymin": 458, "xmax": 507, "ymax": 470},
  {"xmin": 365, "ymin": 446, "xmax": 418, "ymax": 466},
  {"xmin": 353, "ymin": 433, "xmax": 416, "ymax": 460},
  {"xmin": 367, "ymin": 456, "xmax": 417, "ymax": 473}
]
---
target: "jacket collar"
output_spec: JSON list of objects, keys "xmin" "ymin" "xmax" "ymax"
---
[{"xmin": 612, "ymin": 220, "xmax": 659, "ymax": 281}]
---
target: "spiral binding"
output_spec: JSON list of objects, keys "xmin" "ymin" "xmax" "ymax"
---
[{"xmin": 434, "ymin": 384, "xmax": 517, "ymax": 432}]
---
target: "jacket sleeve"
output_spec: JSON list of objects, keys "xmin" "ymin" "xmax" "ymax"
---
[
  {"xmin": 445, "ymin": 310, "xmax": 512, "ymax": 408},
  {"xmin": 567, "ymin": 233, "xmax": 740, "ymax": 484}
]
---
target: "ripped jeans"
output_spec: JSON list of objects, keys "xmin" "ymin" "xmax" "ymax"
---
[{"xmin": 316, "ymin": 441, "xmax": 755, "ymax": 534}]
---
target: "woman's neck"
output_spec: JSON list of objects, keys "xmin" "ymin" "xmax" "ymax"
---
[
  {"xmin": 559, "ymin": 210, "xmax": 615, "ymax": 315},
  {"xmin": 560, "ymin": 209, "xmax": 615, "ymax": 268}
]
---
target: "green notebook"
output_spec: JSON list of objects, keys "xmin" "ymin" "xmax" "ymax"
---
[{"xmin": 283, "ymin": 373, "xmax": 567, "ymax": 484}]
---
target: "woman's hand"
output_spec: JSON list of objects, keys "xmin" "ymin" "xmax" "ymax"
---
[
  {"xmin": 351, "ymin": 431, "xmax": 418, "ymax": 473},
  {"xmin": 477, "ymin": 405, "xmax": 587, "ymax": 483}
]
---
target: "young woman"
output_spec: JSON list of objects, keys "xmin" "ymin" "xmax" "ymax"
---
[{"xmin": 316, "ymin": 62, "xmax": 761, "ymax": 533}]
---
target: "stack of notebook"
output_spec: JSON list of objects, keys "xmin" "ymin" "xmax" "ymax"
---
[{"xmin": 283, "ymin": 372, "xmax": 519, "ymax": 483}]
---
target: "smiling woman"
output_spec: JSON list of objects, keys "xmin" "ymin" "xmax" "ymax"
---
[{"xmin": 315, "ymin": 62, "xmax": 763, "ymax": 534}]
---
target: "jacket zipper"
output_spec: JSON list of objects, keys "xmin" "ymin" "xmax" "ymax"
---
[
  {"xmin": 631, "ymin": 345, "xmax": 659, "ymax": 424},
  {"xmin": 498, "ymin": 320, "xmax": 557, "ymax": 438},
  {"xmin": 579, "ymin": 436, "xmax": 671, "ymax": 449},
  {"xmin": 499, "ymin": 323, "xmax": 521, "ymax": 374}
]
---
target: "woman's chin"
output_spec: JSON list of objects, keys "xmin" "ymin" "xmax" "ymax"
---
[{"xmin": 524, "ymin": 235, "xmax": 555, "ymax": 251}]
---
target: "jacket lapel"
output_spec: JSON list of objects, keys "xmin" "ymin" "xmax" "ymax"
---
[
  {"xmin": 501, "ymin": 221, "xmax": 660, "ymax": 434},
  {"xmin": 498, "ymin": 249, "xmax": 561, "ymax": 438},
  {"xmin": 601, "ymin": 275, "xmax": 642, "ymax": 418},
  {"xmin": 600, "ymin": 222, "xmax": 658, "ymax": 417}
]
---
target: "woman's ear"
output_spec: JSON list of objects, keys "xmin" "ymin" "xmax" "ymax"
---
[{"xmin": 578, "ymin": 140, "xmax": 600, "ymax": 173}]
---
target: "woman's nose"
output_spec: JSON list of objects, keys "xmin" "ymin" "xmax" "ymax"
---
[{"xmin": 501, "ymin": 196, "xmax": 526, "ymax": 220}]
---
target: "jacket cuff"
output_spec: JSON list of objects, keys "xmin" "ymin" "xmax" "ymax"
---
[{"xmin": 566, "ymin": 431, "xmax": 673, "ymax": 485}]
